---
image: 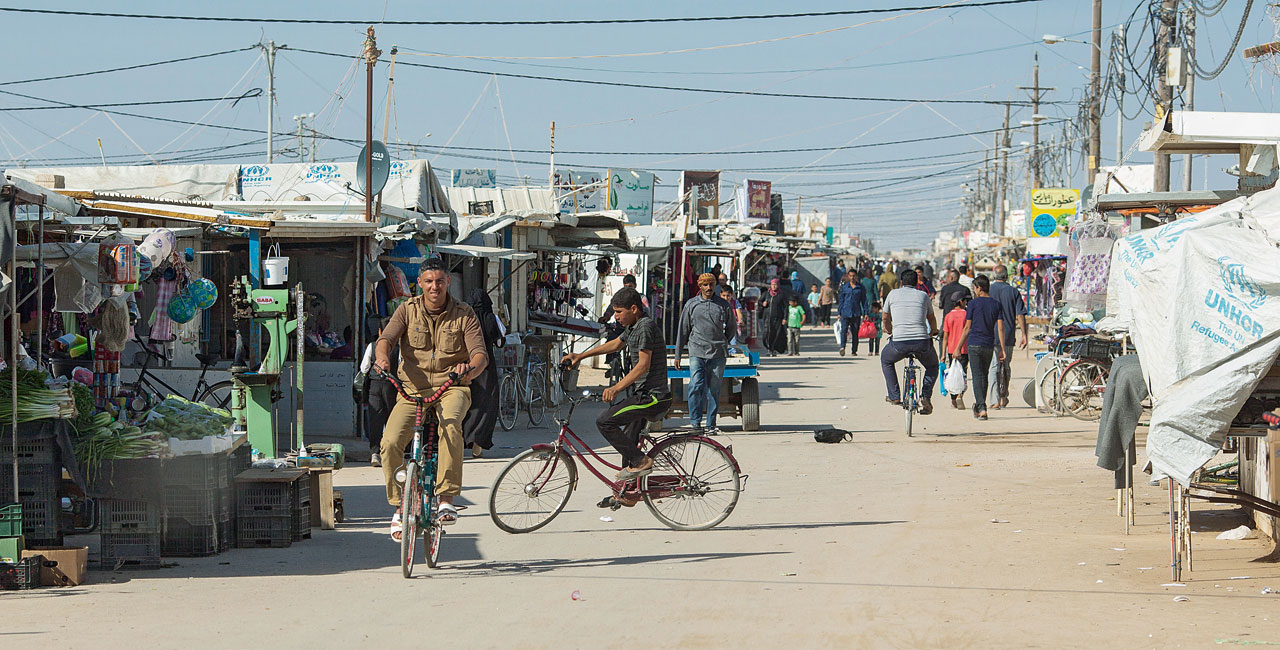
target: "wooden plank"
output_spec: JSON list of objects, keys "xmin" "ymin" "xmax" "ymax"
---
[
  {"xmin": 309, "ymin": 469, "xmax": 336, "ymax": 530},
  {"xmin": 234, "ymin": 467, "xmax": 308, "ymax": 483},
  {"xmin": 1244, "ymin": 41, "xmax": 1280, "ymax": 60}
]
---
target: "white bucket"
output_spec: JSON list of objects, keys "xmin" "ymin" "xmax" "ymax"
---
[{"xmin": 263, "ymin": 244, "xmax": 288, "ymax": 286}]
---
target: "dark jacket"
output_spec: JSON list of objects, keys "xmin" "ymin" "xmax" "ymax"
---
[{"xmin": 837, "ymin": 282, "xmax": 865, "ymax": 319}]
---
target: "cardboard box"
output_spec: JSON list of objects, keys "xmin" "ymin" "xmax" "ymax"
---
[{"xmin": 22, "ymin": 546, "xmax": 88, "ymax": 586}]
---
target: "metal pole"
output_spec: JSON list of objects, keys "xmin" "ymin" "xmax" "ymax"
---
[
  {"xmin": 1169, "ymin": 479, "xmax": 1179, "ymax": 581},
  {"xmin": 266, "ymin": 40, "xmax": 276, "ymax": 163},
  {"xmin": 1088, "ymin": 0, "xmax": 1102, "ymax": 181},
  {"xmin": 1032, "ymin": 55, "xmax": 1041, "ymax": 188},
  {"xmin": 364, "ymin": 27, "xmax": 380, "ymax": 224},
  {"xmin": 1000, "ymin": 102, "xmax": 1010, "ymax": 236},
  {"xmin": 9, "ymin": 197, "xmax": 18, "ymax": 503},
  {"xmin": 549, "ymin": 121, "xmax": 556, "ymax": 190},
  {"xmin": 35, "ymin": 204, "xmax": 43, "ymax": 367},
  {"xmin": 1154, "ymin": 0, "xmax": 1178, "ymax": 192},
  {"xmin": 1182, "ymin": 9, "xmax": 1196, "ymax": 191},
  {"xmin": 1115, "ymin": 26, "xmax": 1125, "ymax": 166},
  {"xmin": 295, "ymin": 284, "xmax": 305, "ymax": 449}
]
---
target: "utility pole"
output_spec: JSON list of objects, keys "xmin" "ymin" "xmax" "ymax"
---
[
  {"xmin": 548, "ymin": 121, "xmax": 556, "ymax": 190},
  {"xmin": 1088, "ymin": 0, "xmax": 1103, "ymax": 182},
  {"xmin": 1182, "ymin": 7, "xmax": 1196, "ymax": 191},
  {"xmin": 364, "ymin": 26, "xmax": 381, "ymax": 224},
  {"xmin": 1115, "ymin": 26, "xmax": 1126, "ymax": 166},
  {"xmin": 1018, "ymin": 54, "xmax": 1053, "ymax": 188},
  {"xmin": 260, "ymin": 40, "xmax": 285, "ymax": 162},
  {"xmin": 1154, "ymin": 0, "xmax": 1178, "ymax": 192},
  {"xmin": 1000, "ymin": 102, "xmax": 1010, "ymax": 236}
]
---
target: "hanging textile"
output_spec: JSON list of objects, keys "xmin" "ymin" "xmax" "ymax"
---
[{"xmin": 1064, "ymin": 218, "xmax": 1118, "ymax": 312}]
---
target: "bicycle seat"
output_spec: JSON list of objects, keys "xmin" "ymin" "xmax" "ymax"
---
[{"xmin": 196, "ymin": 353, "xmax": 220, "ymax": 367}]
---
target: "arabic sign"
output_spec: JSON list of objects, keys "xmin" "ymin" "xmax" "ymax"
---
[
  {"xmin": 681, "ymin": 171, "xmax": 720, "ymax": 225},
  {"xmin": 553, "ymin": 169, "xmax": 605, "ymax": 214},
  {"xmin": 451, "ymin": 168, "xmax": 496, "ymax": 188},
  {"xmin": 1028, "ymin": 188, "xmax": 1079, "ymax": 238},
  {"xmin": 606, "ymin": 168, "xmax": 655, "ymax": 225},
  {"xmin": 746, "ymin": 180, "xmax": 771, "ymax": 225}
]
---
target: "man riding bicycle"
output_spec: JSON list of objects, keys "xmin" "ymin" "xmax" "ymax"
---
[
  {"xmin": 375, "ymin": 257, "xmax": 489, "ymax": 537},
  {"xmin": 561, "ymin": 287, "xmax": 671, "ymax": 507},
  {"xmin": 880, "ymin": 268, "xmax": 940, "ymax": 415}
]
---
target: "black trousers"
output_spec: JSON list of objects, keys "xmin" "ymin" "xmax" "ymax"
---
[
  {"xmin": 596, "ymin": 392, "xmax": 673, "ymax": 467},
  {"xmin": 969, "ymin": 346, "xmax": 995, "ymax": 412},
  {"xmin": 366, "ymin": 379, "xmax": 397, "ymax": 451},
  {"xmin": 818, "ymin": 304, "xmax": 832, "ymax": 326}
]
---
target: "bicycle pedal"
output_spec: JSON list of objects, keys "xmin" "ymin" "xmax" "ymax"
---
[{"xmin": 596, "ymin": 496, "xmax": 616, "ymax": 509}]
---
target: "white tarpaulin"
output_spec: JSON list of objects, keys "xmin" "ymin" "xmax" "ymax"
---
[{"xmin": 1108, "ymin": 187, "xmax": 1280, "ymax": 484}]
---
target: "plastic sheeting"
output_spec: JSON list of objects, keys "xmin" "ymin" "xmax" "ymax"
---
[{"xmin": 1108, "ymin": 186, "xmax": 1280, "ymax": 485}]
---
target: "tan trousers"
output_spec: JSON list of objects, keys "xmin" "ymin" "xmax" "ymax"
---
[{"xmin": 381, "ymin": 385, "xmax": 471, "ymax": 506}]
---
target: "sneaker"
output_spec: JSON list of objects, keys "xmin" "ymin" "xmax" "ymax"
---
[
  {"xmin": 370, "ymin": 452, "xmax": 382, "ymax": 468},
  {"xmin": 471, "ymin": 443, "xmax": 483, "ymax": 459},
  {"xmin": 839, "ymin": 349, "xmax": 846, "ymax": 356},
  {"xmin": 704, "ymin": 427, "xmax": 721, "ymax": 436}
]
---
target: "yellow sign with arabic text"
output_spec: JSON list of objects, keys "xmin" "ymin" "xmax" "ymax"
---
[{"xmin": 1028, "ymin": 188, "xmax": 1079, "ymax": 238}]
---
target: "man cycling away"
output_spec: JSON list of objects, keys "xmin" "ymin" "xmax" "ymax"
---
[
  {"xmin": 880, "ymin": 268, "xmax": 940, "ymax": 415},
  {"xmin": 562, "ymin": 287, "xmax": 671, "ymax": 507}
]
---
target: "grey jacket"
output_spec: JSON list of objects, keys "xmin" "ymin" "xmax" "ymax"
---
[{"xmin": 675, "ymin": 294, "xmax": 735, "ymax": 360}]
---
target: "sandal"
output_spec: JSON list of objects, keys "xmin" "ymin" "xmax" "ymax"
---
[
  {"xmin": 437, "ymin": 502, "xmax": 458, "ymax": 526},
  {"xmin": 616, "ymin": 456, "xmax": 654, "ymax": 481},
  {"xmin": 389, "ymin": 510, "xmax": 403, "ymax": 541}
]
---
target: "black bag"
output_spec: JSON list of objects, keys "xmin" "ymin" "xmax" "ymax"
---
[{"xmin": 813, "ymin": 428, "xmax": 852, "ymax": 444}]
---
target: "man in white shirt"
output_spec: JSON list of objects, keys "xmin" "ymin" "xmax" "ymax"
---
[{"xmin": 880, "ymin": 269, "xmax": 940, "ymax": 415}]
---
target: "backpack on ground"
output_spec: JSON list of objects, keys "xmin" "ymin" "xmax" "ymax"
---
[{"xmin": 814, "ymin": 428, "xmax": 852, "ymax": 443}]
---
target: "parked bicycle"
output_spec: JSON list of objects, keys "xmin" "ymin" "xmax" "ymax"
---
[
  {"xmin": 489, "ymin": 364, "xmax": 745, "ymax": 532},
  {"xmin": 497, "ymin": 347, "xmax": 548, "ymax": 430},
  {"xmin": 1037, "ymin": 335, "xmax": 1121, "ymax": 421},
  {"xmin": 375, "ymin": 368, "xmax": 459, "ymax": 577},
  {"xmin": 119, "ymin": 336, "xmax": 232, "ymax": 414}
]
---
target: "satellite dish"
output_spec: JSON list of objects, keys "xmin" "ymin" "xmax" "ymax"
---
[{"xmin": 356, "ymin": 141, "xmax": 391, "ymax": 196}]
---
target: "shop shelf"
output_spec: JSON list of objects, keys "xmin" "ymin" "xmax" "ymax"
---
[
  {"xmin": 97, "ymin": 498, "xmax": 161, "ymax": 535},
  {"xmin": 97, "ymin": 532, "xmax": 161, "ymax": 570},
  {"xmin": 0, "ymin": 555, "xmax": 42, "ymax": 589}
]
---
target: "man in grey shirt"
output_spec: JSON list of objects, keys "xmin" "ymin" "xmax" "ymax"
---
[
  {"xmin": 880, "ymin": 269, "xmax": 940, "ymax": 415},
  {"xmin": 674, "ymin": 272, "xmax": 736, "ymax": 433},
  {"xmin": 988, "ymin": 264, "xmax": 1028, "ymax": 409}
]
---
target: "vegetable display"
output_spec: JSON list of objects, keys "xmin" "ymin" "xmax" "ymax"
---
[
  {"xmin": 72, "ymin": 412, "xmax": 167, "ymax": 485},
  {"xmin": 0, "ymin": 368, "xmax": 76, "ymax": 423},
  {"xmin": 141, "ymin": 395, "xmax": 233, "ymax": 441}
]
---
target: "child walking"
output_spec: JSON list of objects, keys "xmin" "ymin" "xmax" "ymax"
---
[
  {"xmin": 787, "ymin": 295, "xmax": 806, "ymax": 356},
  {"xmin": 807, "ymin": 284, "xmax": 822, "ymax": 329},
  {"xmin": 940, "ymin": 296, "xmax": 969, "ymax": 409}
]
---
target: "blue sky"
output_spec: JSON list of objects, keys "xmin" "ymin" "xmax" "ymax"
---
[{"xmin": 2, "ymin": 1, "xmax": 1277, "ymax": 250}]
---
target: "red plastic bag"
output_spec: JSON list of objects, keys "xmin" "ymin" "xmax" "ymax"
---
[{"xmin": 857, "ymin": 318, "xmax": 876, "ymax": 339}]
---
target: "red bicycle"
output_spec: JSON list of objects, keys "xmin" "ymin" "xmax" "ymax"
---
[{"xmin": 488, "ymin": 370, "xmax": 745, "ymax": 532}]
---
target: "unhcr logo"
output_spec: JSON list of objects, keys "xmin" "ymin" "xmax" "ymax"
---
[
  {"xmin": 241, "ymin": 165, "xmax": 271, "ymax": 187},
  {"xmin": 389, "ymin": 160, "xmax": 410, "ymax": 178},
  {"xmin": 1218, "ymin": 255, "xmax": 1267, "ymax": 311},
  {"xmin": 305, "ymin": 163, "xmax": 341, "ymax": 183}
]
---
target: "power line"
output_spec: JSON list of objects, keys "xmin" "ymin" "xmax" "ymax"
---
[
  {"xmin": 292, "ymin": 47, "xmax": 1063, "ymax": 106},
  {"xmin": 0, "ymin": 1, "xmax": 1044, "ymax": 25},
  {"xmin": 0, "ymin": 88, "xmax": 263, "ymax": 111},
  {"xmin": 0, "ymin": 46, "xmax": 256, "ymax": 86}
]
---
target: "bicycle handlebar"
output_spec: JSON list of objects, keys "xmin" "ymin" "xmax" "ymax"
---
[
  {"xmin": 1264, "ymin": 412, "xmax": 1280, "ymax": 429},
  {"xmin": 372, "ymin": 368, "xmax": 460, "ymax": 405}
]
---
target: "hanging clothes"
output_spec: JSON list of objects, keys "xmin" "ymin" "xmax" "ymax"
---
[{"xmin": 1064, "ymin": 218, "xmax": 1118, "ymax": 312}]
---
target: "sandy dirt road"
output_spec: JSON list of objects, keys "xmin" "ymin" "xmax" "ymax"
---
[{"xmin": 4, "ymin": 327, "xmax": 1279, "ymax": 649}]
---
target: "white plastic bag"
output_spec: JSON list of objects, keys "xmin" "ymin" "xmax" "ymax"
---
[
  {"xmin": 833, "ymin": 318, "xmax": 843, "ymax": 344},
  {"xmin": 944, "ymin": 360, "xmax": 967, "ymax": 395}
]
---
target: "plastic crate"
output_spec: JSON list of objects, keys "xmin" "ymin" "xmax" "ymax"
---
[
  {"xmin": 0, "ymin": 503, "xmax": 20, "ymax": 537},
  {"xmin": 161, "ymin": 517, "xmax": 231, "ymax": 557},
  {"xmin": 237, "ymin": 478, "xmax": 307, "ymax": 517},
  {"xmin": 85, "ymin": 457, "xmax": 162, "ymax": 501},
  {"xmin": 292, "ymin": 502, "xmax": 311, "ymax": 542},
  {"xmin": 0, "ymin": 555, "xmax": 42, "ymax": 589},
  {"xmin": 219, "ymin": 517, "xmax": 235, "ymax": 551},
  {"xmin": 226, "ymin": 444, "xmax": 251, "ymax": 487},
  {"xmin": 97, "ymin": 498, "xmax": 161, "ymax": 535},
  {"xmin": 0, "ymin": 468, "xmax": 58, "ymax": 542},
  {"xmin": 236, "ymin": 515, "xmax": 292, "ymax": 548},
  {"xmin": 163, "ymin": 484, "xmax": 230, "ymax": 524},
  {"xmin": 0, "ymin": 434, "xmax": 57, "ymax": 466},
  {"xmin": 162, "ymin": 453, "xmax": 228, "ymax": 491},
  {"xmin": 97, "ymin": 532, "xmax": 161, "ymax": 570}
]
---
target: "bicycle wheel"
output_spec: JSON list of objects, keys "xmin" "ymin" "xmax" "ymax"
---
[
  {"xmin": 498, "ymin": 372, "xmax": 519, "ymax": 431},
  {"xmin": 643, "ymin": 436, "xmax": 741, "ymax": 531},
  {"xmin": 526, "ymin": 367, "xmax": 547, "ymax": 427},
  {"xmin": 198, "ymin": 380, "xmax": 233, "ymax": 411},
  {"xmin": 400, "ymin": 461, "xmax": 421, "ymax": 579},
  {"xmin": 424, "ymin": 493, "xmax": 442, "ymax": 569},
  {"xmin": 902, "ymin": 368, "xmax": 915, "ymax": 437},
  {"xmin": 1038, "ymin": 365, "xmax": 1064, "ymax": 414},
  {"xmin": 489, "ymin": 448, "xmax": 577, "ymax": 533},
  {"xmin": 1059, "ymin": 359, "xmax": 1107, "ymax": 421}
]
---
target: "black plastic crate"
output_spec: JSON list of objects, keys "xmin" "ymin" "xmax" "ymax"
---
[
  {"xmin": 162, "ymin": 454, "xmax": 228, "ymax": 491},
  {"xmin": 85, "ymin": 457, "xmax": 162, "ymax": 501},
  {"xmin": 292, "ymin": 502, "xmax": 311, "ymax": 542},
  {"xmin": 0, "ymin": 555, "xmax": 43, "ymax": 590},
  {"xmin": 219, "ymin": 517, "xmax": 235, "ymax": 551},
  {"xmin": 162, "ymin": 516, "xmax": 231, "ymax": 557},
  {"xmin": 237, "ymin": 478, "xmax": 307, "ymax": 517},
  {"xmin": 236, "ymin": 515, "xmax": 292, "ymax": 548},
  {"xmin": 226, "ymin": 444, "xmax": 250, "ymax": 486},
  {"xmin": 98, "ymin": 498, "xmax": 161, "ymax": 535},
  {"xmin": 0, "ymin": 434, "xmax": 57, "ymax": 466},
  {"xmin": 97, "ymin": 532, "xmax": 161, "ymax": 570},
  {"xmin": 162, "ymin": 484, "xmax": 230, "ymax": 524},
  {"xmin": 0, "ymin": 467, "xmax": 58, "ymax": 542}
]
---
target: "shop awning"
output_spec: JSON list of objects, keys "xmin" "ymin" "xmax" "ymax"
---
[
  {"xmin": 435, "ymin": 243, "xmax": 534, "ymax": 260},
  {"xmin": 266, "ymin": 220, "xmax": 379, "ymax": 239},
  {"xmin": 79, "ymin": 198, "xmax": 273, "ymax": 229}
]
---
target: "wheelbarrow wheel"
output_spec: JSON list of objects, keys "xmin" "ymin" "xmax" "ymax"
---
[{"xmin": 741, "ymin": 378, "xmax": 760, "ymax": 432}]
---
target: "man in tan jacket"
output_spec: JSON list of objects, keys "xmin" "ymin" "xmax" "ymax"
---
[{"xmin": 375, "ymin": 258, "xmax": 488, "ymax": 535}]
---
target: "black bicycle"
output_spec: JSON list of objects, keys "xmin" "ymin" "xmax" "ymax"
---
[{"xmin": 121, "ymin": 336, "xmax": 232, "ymax": 413}]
